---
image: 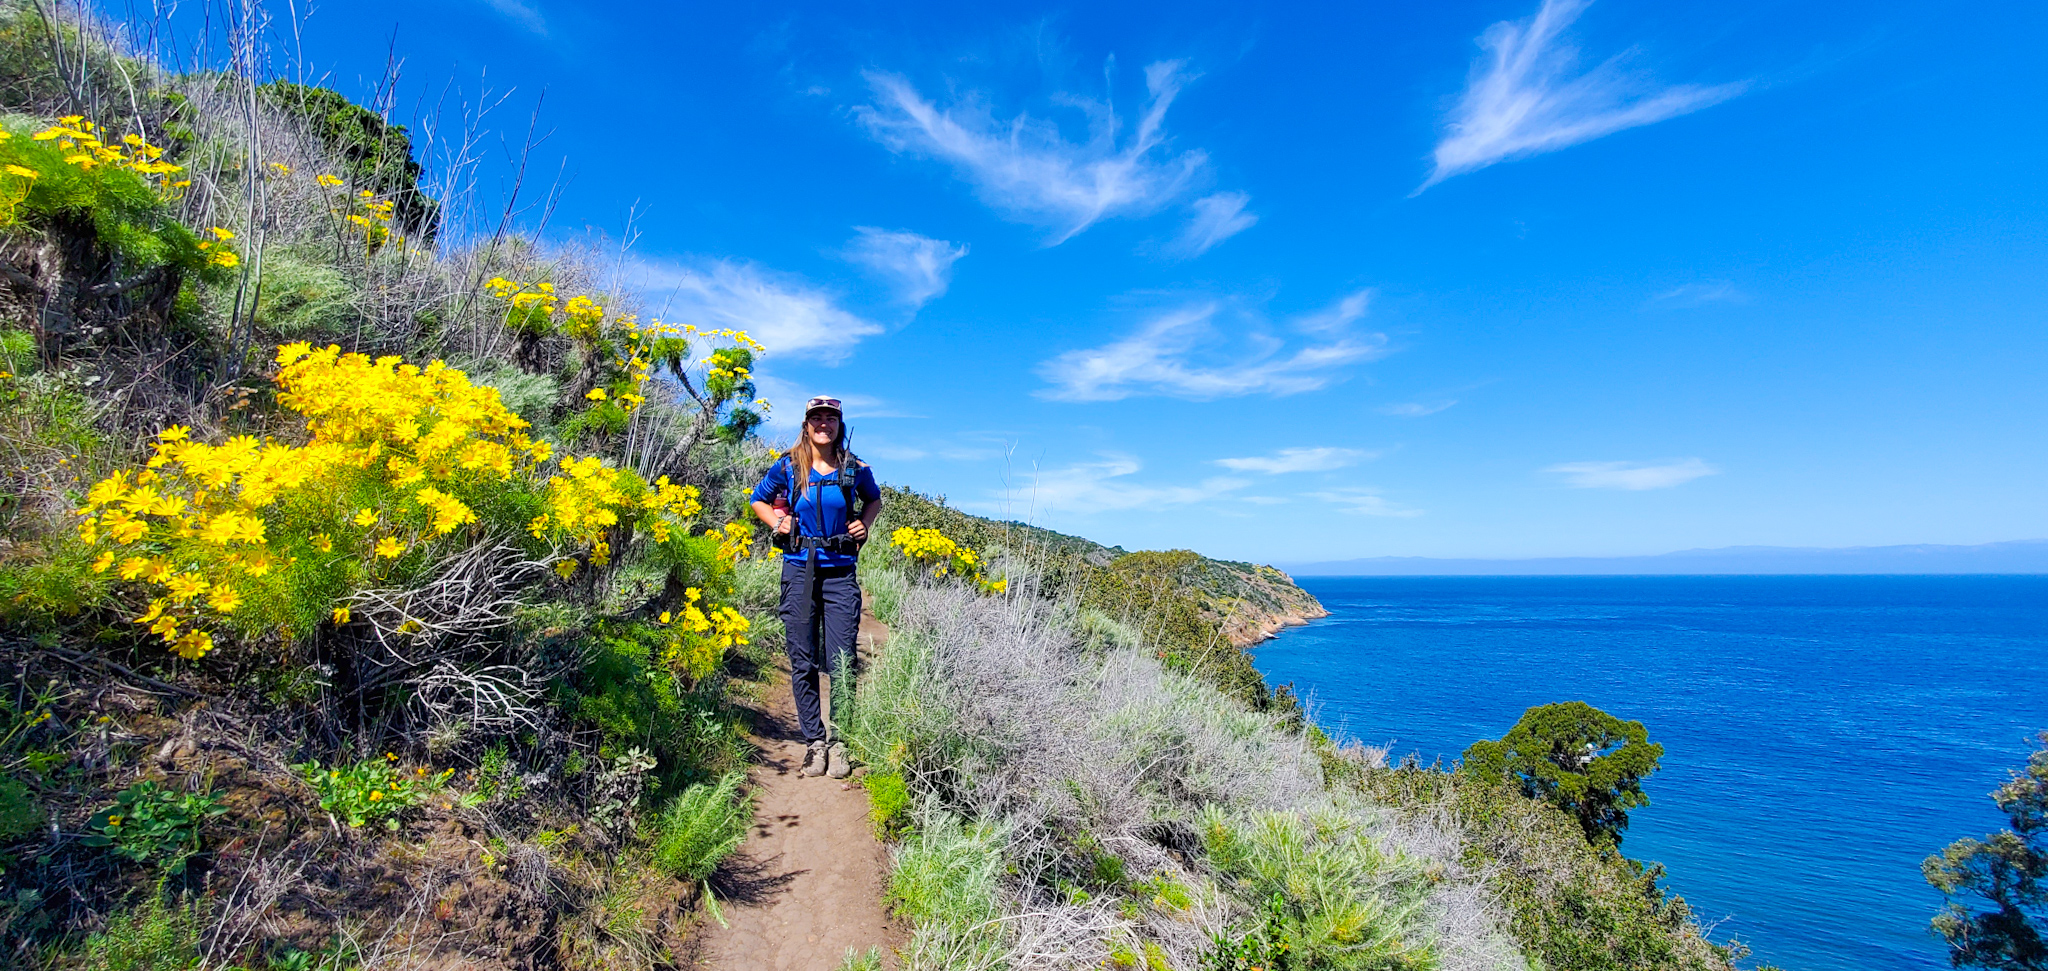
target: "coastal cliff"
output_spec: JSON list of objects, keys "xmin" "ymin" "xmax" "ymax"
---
[{"xmin": 1197, "ymin": 560, "xmax": 1329, "ymax": 646}]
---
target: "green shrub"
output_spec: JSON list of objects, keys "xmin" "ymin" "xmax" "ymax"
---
[
  {"xmin": 82, "ymin": 781, "xmax": 225, "ymax": 874},
  {"xmin": 648, "ymin": 771, "xmax": 749, "ymax": 881},
  {"xmin": 838, "ymin": 947, "xmax": 885, "ymax": 971},
  {"xmin": 80, "ymin": 890, "xmax": 204, "ymax": 971},
  {"xmin": 252, "ymin": 252, "xmax": 353, "ymax": 336},
  {"xmin": 887, "ymin": 812, "xmax": 1009, "ymax": 969},
  {"xmin": 862, "ymin": 560, "xmax": 908, "ymax": 627},
  {"xmin": 295, "ymin": 756, "xmax": 449, "ymax": 830},
  {"xmin": 863, "ymin": 770, "xmax": 910, "ymax": 839},
  {"xmin": 1356, "ymin": 766, "xmax": 1740, "ymax": 970},
  {"xmin": 572, "ymin": 624, "xmax": 748, "ymax": 795},
  {"xmin": 0, "ymin": 773, "xmax": 37, "ymax": 841},
  {"xmin": 1198, "ymin": 804, "xmax": 1436, "ymax": 970}
]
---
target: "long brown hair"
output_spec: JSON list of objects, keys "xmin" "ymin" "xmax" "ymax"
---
[{"xmin": 787, "ymin": 414, "xmax": 844, "ymax": 498}]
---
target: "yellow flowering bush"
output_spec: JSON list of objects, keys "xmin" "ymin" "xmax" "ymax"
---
[
  {"xmin": 23, "ymin": 116, "xmax": 185, "ymax": 184},
  {"xmin": 482, "ymin": 276, "xmax": 767, "ymax": 440},
  {"xmin": 74, "ymin": 342, "xmax": 559, "ymax": 657},
  {"xmin": 890, "ymin": 527, "xmax": 1006, "ymax": 595},
  {"xmin": 656, "ymin": 587, "xmax": 752, "ymax": 683},
  {"xmin": 0, "ymin": 116, "xmax": 225, "ymax": 284},
  {"xmin": 708, "ymin": 521, "xmax": 754, "ymax": 567}
]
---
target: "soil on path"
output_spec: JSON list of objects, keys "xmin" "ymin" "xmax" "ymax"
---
[{"xmin": 692, "ymin": 609, "xmax": 902, "ymax": 970}]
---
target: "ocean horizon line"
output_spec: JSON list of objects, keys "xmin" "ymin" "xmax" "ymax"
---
[{"xmin": 1277, "ymin": 538, "xmax": 2048, "ymax": 577}]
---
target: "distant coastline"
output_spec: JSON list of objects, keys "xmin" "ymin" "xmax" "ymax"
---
[{"xmin": 1278, "ymin": 538, "xmax": 2048, "ymax": 577}]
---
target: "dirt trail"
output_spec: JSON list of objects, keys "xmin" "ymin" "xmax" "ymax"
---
[{"xmin": 692, "ymin": 608, "xmax": 901, "ymax": 969}]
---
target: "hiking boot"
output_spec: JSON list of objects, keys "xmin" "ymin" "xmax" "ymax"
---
[
  {"xmin": 800, "ymin": 741, "xmax": 828, "ymax": 777},
  {"xmin": 826, "ymin": 741, "xmax": 852, "ymax": 779}
]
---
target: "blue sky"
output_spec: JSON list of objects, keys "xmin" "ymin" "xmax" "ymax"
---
[{"xmin": 174, "ymin": 0, "xmax": 2048, "ymax": 561}]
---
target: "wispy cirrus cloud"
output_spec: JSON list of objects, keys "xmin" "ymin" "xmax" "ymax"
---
[
  {"xmin": 1216, "ymin": 447, "xmax": 1375, "ymax": 474},
  {"xmin": 477, "ymin": 0, "xmax": 546, "ymax": 35},
  {"xmin": 994, "ymin": 453, "xmax": 1246, "ymax": 516},
  {"xmin": 1423, "ymin": 0, "xmax": 1747, "ymax": 189},
  {"xmin": 1037, "ymin": 291, "xmax": 1384, "ymax": 402},
  {"xmin": 844, "ymin": 228, "xmax": 969, "ymax": 310},
  {"xmin": 1647, "ymin": 281, "xmax": 1745, "ymax": 308},
  {"xmin": 854, "ymin": 61, "xmax": 1223, "ymax": 244},
  {"xmin": 1546, "ymin": 458, "xmax": 1719, "ymax": 490},
  {"xmin": 629, "ymin": 258, "xmax": 882, "ymax": 364},
  {"xmin": 1173, "ymin": 191, "xmax": 1258, "ymax": 257},
  {"xmin": 1379, "ymin": 400, "xmax": 1457, "ymax": 417},
  {"xmin": 1306, "ymin": 488, "xmax": 1422, "ymax": 517}
]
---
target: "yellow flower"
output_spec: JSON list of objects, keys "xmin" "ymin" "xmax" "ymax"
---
[
  {"xmin": 91, "ymin": 551, "xmax": 115, "ymax": 573},
  {"xmin": 171, "ymin": 629, "xmax": 214, "ymax": 660},
  {"xmin": 208, "ymin": 226, "xmax": 234, "ymax": 241},
  {"xmin": 375, "ymin": 537, "xmax": 405, "ymax": 559},
  {"xmin": 354, "ymin": 508, "xmax": 379, "ymax": 527},
  {"xmin": 369, "ymin": 791, "xmax": 384, "ymax": 802},
  {"xmin": 332, "ymin": 606, "xmax": 352, "ymax": 625},
  {"xmin": 584, "ymin": 388, "xmax": 607, "ymax": 401},
  {"xmin": 4, "ymin": 164, "xmax": 37, "ymax": 179},
  {"xmin": 208, "ymin": 584, "xmax": 244, "ymax": 613},
  {"xmin": 107, "ymin": 815, "xmax": 123, "ymax": 826},
  {"xmin": 165, "ymin": 573, "xmax": 208, "ymax": 601},
  {"xmin": 316, "ymin": 173, "xmax": 343, "ymax": 187},
  {"xmin": 118, "ymin": 557, "xmax": 151, "ymax": 580},
  {"xmin": 554, "ymin": 559, "xmax": 578, "ymax": 580},
  {"xmin": 312, "ymin": 533, "xmax": 333, "ymax": 552}
]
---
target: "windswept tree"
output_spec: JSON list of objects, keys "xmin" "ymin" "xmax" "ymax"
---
[
  {"xmin": 1462, "ymin": 700, "xmax": 1664, "ymax": 848},
  {"xmin": 1924, "ymin": 732, "xmax": 2048, "ymax": 969}
]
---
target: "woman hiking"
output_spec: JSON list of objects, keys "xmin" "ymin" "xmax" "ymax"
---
[{"xmin": 749, "ymin": 395, "xmax": 882, "ymax": 779}]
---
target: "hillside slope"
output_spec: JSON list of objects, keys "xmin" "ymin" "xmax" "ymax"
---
[{"xmin": 877, "ymin": 486, "xmax": 1325, "ymax": 707}]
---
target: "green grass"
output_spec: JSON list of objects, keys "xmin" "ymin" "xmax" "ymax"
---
[
  {"xmin": 1198, "ymin": 804, "xmax": 1438, "ymax": 970},
  {"xmin": 838, "ymin": 946, "xmax": 886, "ymax": 971},
  {"xmin": 76, "ymin": 890, "xmax": 204, "ymax": 971},
  {"xmin": 886, "ymin": 812, "xmax": 1010, "ymax": 971},
  {"xmin": 648, "ymin": 770, "xmax": 750, "ymax": 882},
  {"xmin": 863, "ymin": 771, "xmax": 910, "ymax": 839}
]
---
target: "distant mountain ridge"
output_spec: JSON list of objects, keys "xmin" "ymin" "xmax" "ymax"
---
[{"xmin": 1281, "ymin": 539, "xmax": 2048, "ymax": 576}]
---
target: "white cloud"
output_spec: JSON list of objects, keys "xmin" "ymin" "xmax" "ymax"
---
[
  {"xmin": 1379, "ymin": 400, "xmax": 1457, "ymax": 417},
  {"xmin": 1306, "ymin": 488, "xmax": 1423, "ymax": 517},
  {"xmin": 1216, "ymin": 447, "xmax": 1374, "ymax": 474},
  {"xmin": 1037, "ymin": 292, "xmax": 1384, "ymax": 402},
  {"xmin": 1648, "ymin": 281, "xmax": 1745, "ymax": 307},
  {"xmin": 629, "ymin": 258, "xmax": 882, "ymax": 364},
  {"xmin": 844, "ymin": 228, "xmax": 968, "ymax": 309},
  {"xmin": 1546, "ymin": 458, "xmax": 1719, "ymax": 490},
  {"xmin": 1423, "ymin": 0, "xmax": 1747, "ymax": 189},
  {"xmin": 855, "ymin": 61, "xmax": 1215, "ymax": 243},
  {"xmin": 1001, "ymin": 453, "xmax": 1246, "ymax": 516},
  {"xmin": 1173, "ymin": 191, "xmax": 1257, "ymax": 256},
  {"xmin": 1294, "ymin": 290, "xmax": 1372, "ymax": 334},
  {"xmin": 477, "ymin": 0, "xmax": 546, "ymax": 34}
]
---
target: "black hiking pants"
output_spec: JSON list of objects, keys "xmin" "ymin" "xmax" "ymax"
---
[{"xmin": 780, "ymin": 559, "xmax": 861, "ymax": 744}]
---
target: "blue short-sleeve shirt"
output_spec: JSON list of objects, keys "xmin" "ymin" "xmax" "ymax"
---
[{"xmin": 751, "ymin": 456, "xmax": 881, "ymax": 567}]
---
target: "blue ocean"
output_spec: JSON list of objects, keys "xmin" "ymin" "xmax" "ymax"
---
[{"xmin": 1251, "ymin": 575, "xmax": 2048, "ymax": 971}]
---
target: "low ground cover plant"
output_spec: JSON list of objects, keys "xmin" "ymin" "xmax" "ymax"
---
[
  {"xmin": 82, "ymin": 781, "xmax": 226, "ymax": 874},
  {"xmin": 296, "ymin": 755, "xmax": 452, "ymax": 829}
]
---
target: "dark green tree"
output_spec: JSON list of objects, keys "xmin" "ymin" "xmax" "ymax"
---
[
  {"xmin": 259, "ymin": 82, "xmax": 440, "ymax": 237},
  {"xmin": 1462, "ymin": 701, "xmax": 1664, "ymax": 848},
  {"xmin": 1924, "ymin": 732, "xmax": 2048, "ymax": 969}
]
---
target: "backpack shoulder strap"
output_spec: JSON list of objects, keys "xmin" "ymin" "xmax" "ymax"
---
[{"xmin": 840, "ymin": 451, "xmax": 862, "ymax": 531}]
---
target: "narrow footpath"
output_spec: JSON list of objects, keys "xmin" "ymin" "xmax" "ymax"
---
[{"xmin": 692, "ymin": 608, "xmax": 901, "ymax": 969}]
